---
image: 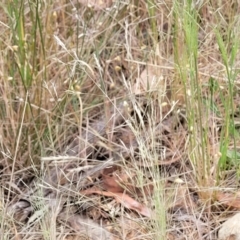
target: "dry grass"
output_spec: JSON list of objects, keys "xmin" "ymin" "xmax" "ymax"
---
[{"xmin": 1, "ymin": 0, "xmax": 240, "ymax": 239}]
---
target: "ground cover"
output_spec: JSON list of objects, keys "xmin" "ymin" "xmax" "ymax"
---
[{"xmin": 1, "ymin": 0, "xmax": 240, "ymax": 239}]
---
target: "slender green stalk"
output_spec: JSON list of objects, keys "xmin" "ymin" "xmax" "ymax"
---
[
  {"xmin": 215, "ymin": 20, "xmax": 239, "ymax": 176},
  {"xmin": 147, "ymin": 0, "xmax": 158, "ymax": 45}
]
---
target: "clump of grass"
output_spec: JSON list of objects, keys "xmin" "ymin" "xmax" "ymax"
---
[
  {"xmin": 2, "ymin": 0, "xmax": 52, "ymax": 167},
  {"xmin": 173, "ymin": 0, "xmax": 240, "ymax": 205},
  {"xmin": 173, "ymin": 0, "xmax": 214, "ymax": 200},
  {"xmin": 125, "ymin": 100, "xmax": 168, "ymax": 239}
]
